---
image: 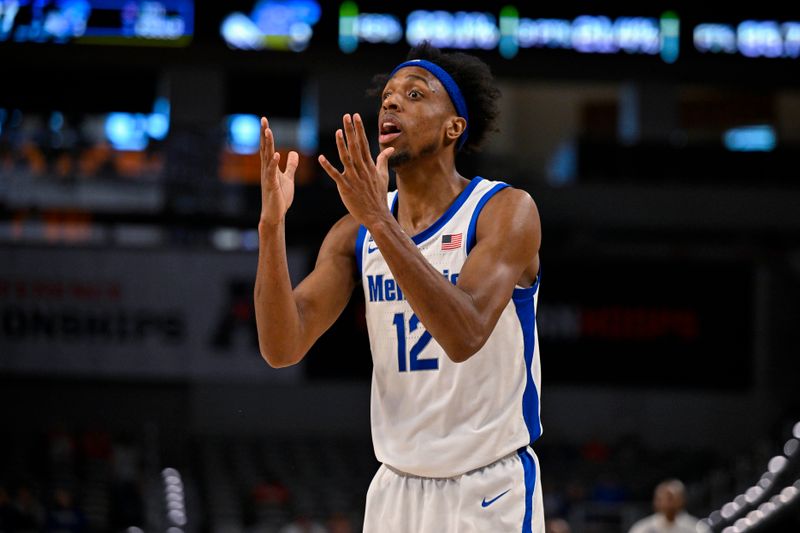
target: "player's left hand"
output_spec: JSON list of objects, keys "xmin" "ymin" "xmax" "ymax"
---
[{"xmin": 318, "ymin": 113, "xmax": 395, "ymax": 227}]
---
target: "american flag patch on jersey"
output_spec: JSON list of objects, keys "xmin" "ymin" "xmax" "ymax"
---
[{"xmin": 441, "ymin": 233, "xmax": 462, "ymax": 250}]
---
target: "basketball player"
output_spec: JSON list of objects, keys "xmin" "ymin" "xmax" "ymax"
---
[{"xmin": 254, "ymin": 43, "xmax": 543, "ymax": 532}]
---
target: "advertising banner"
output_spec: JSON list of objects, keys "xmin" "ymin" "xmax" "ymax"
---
[{"xmin": 0, "ymin": 246, "xmax": 307, "ymax": 382}]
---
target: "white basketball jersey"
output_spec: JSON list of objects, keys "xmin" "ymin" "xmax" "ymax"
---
[{"xmin": 356, "ymin": 177, "xmax": 542, "ymax": 478}]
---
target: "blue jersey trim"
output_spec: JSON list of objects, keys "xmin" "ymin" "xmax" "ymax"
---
[
  {"xmin": 355, "ymin": 224, "xmax": 367, "ymax": 276},
  {"xmin": 517, "ymin": 448, "xmax": 536, "ymax": 533},
  {"xmin": 391, "ymin": 177, "xmax": 483, "ymax": 245},
  {"xmin": 512, "ymin": 266, "xmax": 541, "ymax": 301},
  {"xmin": 465, "ymin": 182, "xmax": 510, "ymax": 254},
  {"xmin": 513, "ymin": 287, "xmax": 541, "ymax": 443}
]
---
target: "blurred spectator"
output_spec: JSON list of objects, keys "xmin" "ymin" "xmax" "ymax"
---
[
  {"xmin": 9, "ymin": 484, "xmax": 45, "ymax": 533},
  {"xmin": 628, "ymin": 479, "xmax": 708, "ymax": 533},
  {"xmin": 542, "ymin": 479, "xmax": 569, "ymax": 519},
  {"xmin": 44, "ymin": 488, "xmax": 87, "ymax": 533},
  {"xmin": 47, "ymin": 427, "xmax": 75, "ymax": 467},
  {"xmin": 109, "ymin": 434, "xmax": 143, "ymax": 530},
  {"xmin": 564, "ymin": 479, "xmax": 588, "ymax": 511},
  {"xmin": 247, "ymin": 477, "xmax": 290, "ymax": 527},
  {"xmin": 111, "ymin": 434, "xmax": 139, "ymax": 483},
  {"xmin": 279, "ymin": 516, "xmax": 326, "ymax": 533},
  {"xmin": 545, "ymin": 517, "xmax": 572, "ymax": 533},
  {"xmin": 590, "ymin": 472, "xmax": 630, "ymax": 503},
  {"xmin": 326, "ymin": 512, "xmax": 353, "ymax": 533},
  {"xmin": 252, "ymin": 478, "xmax": 290, "ymax": 508}
]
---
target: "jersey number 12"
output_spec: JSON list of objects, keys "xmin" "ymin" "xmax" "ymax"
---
[{"xmin": 392, "ymin": 312, "xmax": 438, "ymax": 372}]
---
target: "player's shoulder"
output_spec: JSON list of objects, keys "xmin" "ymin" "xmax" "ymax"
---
[
  {"xmin": 475, "ymin": 182, "xmax": 539, "ymax": 230},
  {"xmin": 481, "ymin": 180, "xmax": 536, "ymax": 206},
  {"xmin": 496, "ymin": 184, "xmax": 534, "ymax": 203}
]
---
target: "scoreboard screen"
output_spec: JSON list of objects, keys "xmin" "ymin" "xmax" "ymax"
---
[{"xmin": 0, "ymin": 0, "xmax": 193, "ymax": 46}]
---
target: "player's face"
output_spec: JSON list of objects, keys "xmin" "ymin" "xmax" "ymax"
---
[{"xmin": 378, "ymin": 66, "xmax": 460, "ymax": 166}]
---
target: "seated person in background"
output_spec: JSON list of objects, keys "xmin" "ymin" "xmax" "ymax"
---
[
  {"xmin": 545, "ymin": 517, "xmax": 572, "ymax": 533},
  {"xmin": 45, "ymin": 488, "xmax": 87, "ymax": 533},
  {"xmin": 629, "ymin": 479, "xmax": 708, "ymax": 533}
]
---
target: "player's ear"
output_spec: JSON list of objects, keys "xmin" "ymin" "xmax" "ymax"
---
[{"xmin": 445, "ymin": 117, "xmax": 467, "ymax": 144}]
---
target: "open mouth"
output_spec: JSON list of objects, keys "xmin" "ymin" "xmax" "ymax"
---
[{"xmin": 379, "ymin": 120, "xmax": 402, "ymax": 144}]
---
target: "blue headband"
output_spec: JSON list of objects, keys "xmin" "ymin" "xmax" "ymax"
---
[{"xmin": 389, "ymin": 59, "xmax": 469, "ymax": 150}]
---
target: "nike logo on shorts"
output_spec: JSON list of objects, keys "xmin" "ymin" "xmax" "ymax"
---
[{"xmin": 481, "ymin": 489, "xmax": 511, "ymax": 508}]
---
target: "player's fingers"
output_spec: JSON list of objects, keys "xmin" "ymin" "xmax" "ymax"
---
[
  {"xmin": 263, "ymin": 152, "xmax": 281, "ymax": 189},
  {"xmin": 376, "ymin": 147, "xmax": 395, "ymax": 178},
  {"xmin": 342, "ymin": 114, "xmax": 361, "ymax": 165},
  {"xmin": 343, "ymin": 114, "xmax": 367, "ymax": 168},
  {"xmin": 353, "ymin": 113, "xmax": 374, "ymax": 167},
  {"xmin": 283, "ymin": 151, "xmax": 299, "ymax": 180},
  {"xmin": 334, "ymin": 128, "xmax": 354, "ymax": 177},
  {"xmin": 318, "ymin": 154, "xmax": 344, "ymax": 185},
  {"xmin": 260, "ymin": 117, "xmax": 266, "ymax": 155},
  {"xmin": 265, "ymin": 126, "xmax": 275, "ymax": 160}
]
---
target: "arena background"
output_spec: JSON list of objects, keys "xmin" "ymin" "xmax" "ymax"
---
[{"xmin": 1, "ymin": 1, "xmax": 800, "ymax": 532}]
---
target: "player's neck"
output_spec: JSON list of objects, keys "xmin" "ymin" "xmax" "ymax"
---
[{"xmin": 394, "ymin": 157, "xmax": 466, "ymax": 234}]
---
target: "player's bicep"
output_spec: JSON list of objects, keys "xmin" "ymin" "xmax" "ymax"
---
[
  {"xmin": 456, "ymin": 189, "xmax": 540, "ymax": 320},
  {"xmin": 292, "ymin": 216, "xmax": 360, "ymax": 353}
]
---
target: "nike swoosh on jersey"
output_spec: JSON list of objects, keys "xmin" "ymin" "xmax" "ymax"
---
[
  {"xmin": 367, "ymin": 246, "xmax": 379, "ymax": 254},
  {"xmin": 481, "ymin": 489, "xmax": 511, "ymax": 508}
]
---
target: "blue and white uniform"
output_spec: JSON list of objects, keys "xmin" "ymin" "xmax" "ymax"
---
[{"xmin": 357, "ymin": 177, "xmax": 543, "ymax": 533}]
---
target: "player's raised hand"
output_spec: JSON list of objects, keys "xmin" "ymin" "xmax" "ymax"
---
[
  {"xmin": 318, "ymin": 113, "xmax": 394, "ymax": 227},
  {"xmin": 260, "ymin": 117, "xmax": 299, "ymax": 226}
]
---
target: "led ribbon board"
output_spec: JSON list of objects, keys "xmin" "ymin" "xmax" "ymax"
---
[
  {"xmin": 337, "ymin": 3, "xmax": 680, "ymax": 63},
  {"xmin": 694, "ymin": 19, "xmax": 800, "ymax": 58}
]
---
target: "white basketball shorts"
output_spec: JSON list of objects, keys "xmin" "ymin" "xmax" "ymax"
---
[{"xmin": 363, "ymin": 446, "xmax": 544, "ymax": 533}]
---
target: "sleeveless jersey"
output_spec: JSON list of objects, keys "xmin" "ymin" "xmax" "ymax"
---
[{"xmin": 355, "ymin": 177, "xmax": 542, "ymax": 478}]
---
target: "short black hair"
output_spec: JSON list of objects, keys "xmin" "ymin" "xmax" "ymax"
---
[{"xmin": 372, "ymin": 42, "xmax": 501, "ymax": 154}]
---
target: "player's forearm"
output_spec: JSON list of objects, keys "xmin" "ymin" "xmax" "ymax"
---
[
  {"xmin": 367, "ymin": 217, "xmax": 488, "ymax": 362},
  {"xmin": 254, "ymin": 220, "xmax": 305, "ymax": 367}
]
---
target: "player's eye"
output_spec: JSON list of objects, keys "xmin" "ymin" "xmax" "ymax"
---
[{"xmin": 409, "ymin": 89, "xmax": 421, "ymax": 99}]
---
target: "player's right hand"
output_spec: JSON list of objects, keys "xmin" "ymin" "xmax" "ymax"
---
[{"xmin": 259, "ymin": 117, "xmax": 299, "ymax": 226}]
